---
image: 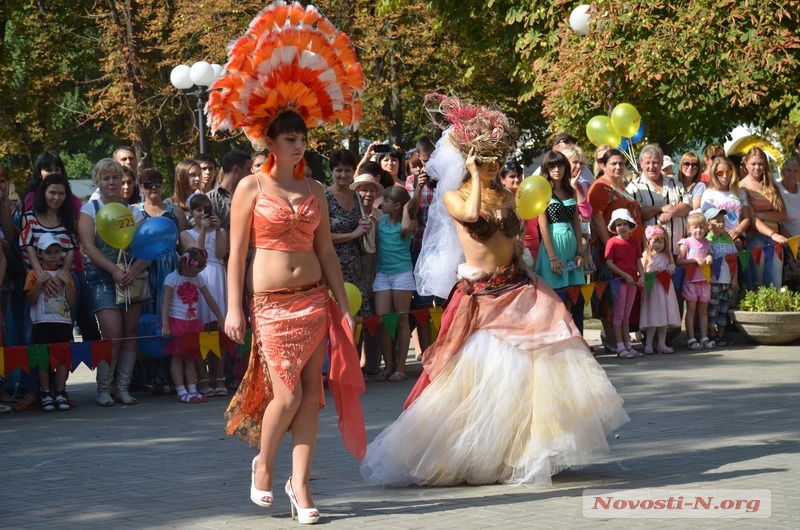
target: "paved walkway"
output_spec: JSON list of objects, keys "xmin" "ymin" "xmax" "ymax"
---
[{"xmin": 1, "ymin": 331, "xmax": 798, "ymax": 529}]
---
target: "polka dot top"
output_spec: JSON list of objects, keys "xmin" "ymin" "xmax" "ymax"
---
[{"xmin": 545, "ymin": 196, "xmax": 577, "ymax": 224}]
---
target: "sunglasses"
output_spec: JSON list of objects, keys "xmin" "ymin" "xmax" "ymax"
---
[
  {"xmin": 715, "ymin": 170, "xmax": 733, "ymax": 178},
  {"xmin": 141, "ymin": 180, "xmax": 163, "ymax": 190},
  {"xmin": 682, "ymin": 162, "xmax": 699, "ymax": 168}
]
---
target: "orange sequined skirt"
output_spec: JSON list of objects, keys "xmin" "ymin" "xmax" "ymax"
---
[{"xmin": 224, "ymin": 283, "xmax": 367, "ymax": 460}]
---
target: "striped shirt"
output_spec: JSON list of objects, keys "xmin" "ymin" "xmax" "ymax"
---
[
  {"xmin": 19, "ymin": 211, "xmax": 77, "ymax": 270},
  {"xmin": 627, "ymin": 175, "xmax": 689, "ymax": 255}
]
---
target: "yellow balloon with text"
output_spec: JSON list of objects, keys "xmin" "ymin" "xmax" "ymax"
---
[{"xmin": 516, "ymin": 175, "xmax": 552, "ymax": 220}]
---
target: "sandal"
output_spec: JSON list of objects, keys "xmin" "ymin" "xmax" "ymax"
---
[
  {"xmin": 700, "ymin": 337, "xmax": 717, "ymax": 349},
  {"xmin": 196, "ymin": 379, "xmax": 215, "ymax": 397},
  {"xmin": 715, "ymin": 336, "xmax": 733, "ymax": 347},
  {"xmin": 388, "ymin": 372, "xmax": 407, "ymax": 382},
  {"xmin": 657, "ymin": 345, "xmax": 674, "ymax": 354},
  {"xmin": 15, "ymin": 393, "xmax": 40, "ymax": 412},
  {"xmin": 213, "ymin": 379, "xmax": 228, "ymax": 397},
  {"xmin": 373, "ymin": 371, "xmax": 389, "ymax": 382},
  {"xmin": 178, "ymin": 393, "xmax": 205, "ymax": 403},
  {"xmin": 687, "ymin": 338, "xmax": 702, "ymax": 351},
  {"xmin": 616, "ymin": 349, "xmax": 637, "ymax": 359},
  {"xmin": 643, "ymin": 345, "xmax": 655, "ymax": 355}
]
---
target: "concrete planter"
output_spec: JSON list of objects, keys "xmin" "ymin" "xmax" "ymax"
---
[{"xmin": 728, "ymin": 310, "xmax": 800, "ymax": 345}]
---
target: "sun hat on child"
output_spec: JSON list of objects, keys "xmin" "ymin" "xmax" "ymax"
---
[
  {"xmin": 36, "ymin": 233, "xmax": 61, "ymax": 251},
  {"xmin": 607, "ymin": 208, "xmax": 638, "ymax": 232}
]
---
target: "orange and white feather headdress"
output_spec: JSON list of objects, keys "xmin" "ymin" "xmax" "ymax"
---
[{"xmin": 206, "ymin": 1, "xmax": 364, "ymax": 150}]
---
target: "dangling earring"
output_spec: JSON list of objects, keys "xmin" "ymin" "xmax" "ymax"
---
[
  {"xmin": 293, "ymin": 158, "xmax": 306, "ymax": 180},
  {"xmin": 263, "ymin": 153, "xmax": 276, "ymax": 177}
]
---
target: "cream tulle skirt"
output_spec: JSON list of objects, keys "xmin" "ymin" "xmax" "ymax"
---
[{"xmin": 361, "ymin": 332, "xmax": 628, "ymax": 486}]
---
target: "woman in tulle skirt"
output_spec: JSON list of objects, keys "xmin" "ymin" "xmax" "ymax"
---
[{"xmin": 360, "ymin": 95, "xmax": 629, "ymax": 487}]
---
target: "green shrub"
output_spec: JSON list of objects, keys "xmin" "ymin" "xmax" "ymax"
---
[{"xmin": 738, "ymin": 286, "xmax": 800, "ymax": 312}]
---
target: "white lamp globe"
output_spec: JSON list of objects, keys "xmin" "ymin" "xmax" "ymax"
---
[
  {"xmin": 211, "ymin": 63, "xmax": 224, "ymax": 79},
  {"xmin": 189, "ymin": 61, "xmax": 216, "ymax": 87},
  {"xmin": 569, "ymin": 5, "xmax": 592, "ymax": 36},
  {"xmin": 170, "ymin": 64, "xmax": 193, "ymax": 90}
]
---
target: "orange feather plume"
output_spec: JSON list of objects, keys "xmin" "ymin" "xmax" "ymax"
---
[{"xmin": 206, "ymin": 1, "xmax": 364, "ymax": 150}]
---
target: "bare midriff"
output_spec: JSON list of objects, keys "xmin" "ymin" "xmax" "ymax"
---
[
  {"xmin": 248, "ymin": 248, "xmax": 322, "ymax": 292},
  {"xmin": 452, "ymin": 221, "xmax": 516, "ymax": 272}
]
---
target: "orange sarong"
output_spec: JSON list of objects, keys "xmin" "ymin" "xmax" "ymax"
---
[{"xmin": 224, "ymin": 284, "xmax": 366, "ymax": 461}]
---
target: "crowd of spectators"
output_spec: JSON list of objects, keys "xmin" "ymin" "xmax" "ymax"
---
[{"xmin": 3, "ymin": 132, "xmax": 800, "ymax": 411}]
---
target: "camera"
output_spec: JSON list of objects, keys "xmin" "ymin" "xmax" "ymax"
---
[
  {"xmin": 373, "ymin": 144, "xmax": 392, "ymax": 153},
  {"xmin": 417, "ymin": 171, "xmax": 438, "ymax": 190},
  {"xmin": 203, "ymin": 205, "xmax": 212, "ymax": 217}
]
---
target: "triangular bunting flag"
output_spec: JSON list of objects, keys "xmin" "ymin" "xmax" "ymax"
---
[
  {"xmin": 0, "ymin": 347, "xmax": 4, "ymax": 377},
  {"xmin": 699, "ymin": 263, "xmax": 711, "ymax": 283},
  {"xmin": 239, "ymin": 330, "xmax": 252, "ymax": 359},
  {"xmin": 774, "ymin": 242, "xmax": 783, "ymax": 262},
  {"xmin": 410, "ymin": 308, "xmax": 430, "ymax": 327},
  {"xmin": 711, "ymin": 256, "xmax": 723, "ymax": 281},
  {"xmin": 594, "ymin": 281, "xmax": 608, "ymax": 301},
  {"xmin": 555, "ymin": 288, "xmax": 568, "ymax": 302},
  {"xmin": 609, "ymin": 278, "xmax": 621, "ymax": 300},
  {"xmin": 49, "ymin": 343, "xmax": 71, "ymax": 371},
  {"xmin": 751, "ymin": 245, "xmax": 762, "ymax": 265},
  {"xmin": 644, "ymin": 272, "xmax": 655, "ymax": 294},
  {"xmin": 580, "ymin": 284, "xmax": 595, "ymax": 305},
  {"xmin": 381, "ymin": 313, "xmax": 400, "ymax": 340},
  {"xmin": 91, "ymin": 340, "xmax": 112, "ymax": 369},
  {"xmin": 173, "ymin": 333, "xmax": 201, "ymax": 359},
  {"xmin": 671, "ymin": 266, "xmax": 685, "ymax": 291},
  {"xmin": 566, "ymin": 286, "xmax": 582, "ymax": 305},
  {"xmin": 27, "ymin": 344, "xmax": 49, "ymax": 370},
  {"xmin": 4, "ymin": 346, "xmax": 30, "ymax": 375},
  {"xmin": 684, "ymin": 262, "xmax": 698, "ymax": 281},
  {"xmin": 429, "ymin": 306, "xmax": 443, "ymax": 341},
  {"xmin": 354, "ymin": 323, "xmax": 362, "ymax": 344},
  {"xmin": 70, "ymin": 342, "xmax": 92, "ymax": 371},
  {"xmin": 763, "ymin": 244, "xmax": 775, "ymax": 287},
  {"xmin": 725, "ymin": 254, "xmax": 738, "ymax": 286},
  {"xmin": 788, "ymin": 236, "xmax": 799, "ymax": 258},
  {"xmin": 199, "ymin": 331, "xmax": 221, "ymax": 360},
  {"xmin": 657, "ymin": 270, "xmax": 672, "ymax": 293},
  {"xmin": 738, "ymin": 249, "xmax": 751, "ymax": 272},
  {"xmin": 362, "ymin": 315, "xmax": 381, "ymax": 336}
]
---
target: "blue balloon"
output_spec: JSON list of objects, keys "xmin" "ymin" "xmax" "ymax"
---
[
  {"xmin": 631, "ymin": 122, "xmax": 646, "ymax": 143},
  {"xmin": 131, "ymin": 217, "xmax": 179, "ymax": 261},
  {"xmin": 137, "ymin": 314, "xmax": 169, "ymax": 358},
  {"xmin": 618, "ymin": 138, "xmax": 631, "ymax": 151}
]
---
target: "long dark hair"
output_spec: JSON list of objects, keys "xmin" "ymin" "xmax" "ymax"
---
[
  {"xmin": 540, "ymin": 150, "xmax": 574, "ymax": 198},
  {"xmin": 27, "ymin": 151, "xmax": 68, "ymax": 196},
  {"xmin": 32, "ymin": 173, "xmax": 76, "ymax": 234}
]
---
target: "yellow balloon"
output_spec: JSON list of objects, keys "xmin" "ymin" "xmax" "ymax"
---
[
  {"xmin": 516, "ymin": 175, "xmax": 552, "ymax": 220},
  {"xmin": 96, "ymin": 203, "xmax": 136, "ymax": 249},
  {"xmin": 343, "ymin": 282, "xmax": 363, "ymax": 315},
  {"xmin": 610, "ymin": 103, "xmax": 642, "ymax": 138},
  {"xmin": 586, "ymin": 115, "xmax": 621, "ymax": 148}
]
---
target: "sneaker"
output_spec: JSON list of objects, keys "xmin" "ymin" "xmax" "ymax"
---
[
  {"xmin": 41, "ymin": 394, "xmax": 56, "ymax": 412},
  {"xmin": 0, "ymin": 403, "xmax": 11, "ymax": 413},
  {"xmin": 54, "ymin": 392, "xmax": 71, "ymax": 411}
]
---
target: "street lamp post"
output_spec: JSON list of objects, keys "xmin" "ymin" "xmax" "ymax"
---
[{"xmin": 170, "ymin": 61, "xmax": 223, "ymax": 155}]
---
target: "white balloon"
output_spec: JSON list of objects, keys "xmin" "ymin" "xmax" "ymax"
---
[{"xmin": 569, "ymin": 5, "xmax": 592, "ymax": 36}]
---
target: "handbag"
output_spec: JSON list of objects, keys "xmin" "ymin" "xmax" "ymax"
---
[
  {"xmin": 357, "ymin": 193, "xmax": 376, "ymax": 254},
  {"xmin": 115, "ymin": 262, "xmax": 151, "ymax": 305}
]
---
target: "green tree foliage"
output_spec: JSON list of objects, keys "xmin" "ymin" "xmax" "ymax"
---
[{"xmin": 516, "ymin": 0, "xmax": 800, "ymax": 149}]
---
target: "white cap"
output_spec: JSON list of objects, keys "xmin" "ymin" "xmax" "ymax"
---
[
  {"xmin": 36, "ymin": 233, "xmax": 61, "ymax": 251},
  {"xmin": 662, "ymin": 155, "xmax": 674, "ymax": 169}
]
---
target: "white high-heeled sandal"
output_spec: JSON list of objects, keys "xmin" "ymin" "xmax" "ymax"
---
[
  {"xmin": 250, "ymin": 456, "xmax": 273, "ymax": 507},
  {"xmin": 285, "ymin": 477, "xmax": 320, "ymax": 524}
]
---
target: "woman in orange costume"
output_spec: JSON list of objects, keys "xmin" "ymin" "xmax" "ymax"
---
[
  {"xmin": 361, "ymin": 95, "xmax": 629, "ymax": 487},
  {"xmin": 206, "ymin": 2, "xmax": 366, "ymax": 525}
]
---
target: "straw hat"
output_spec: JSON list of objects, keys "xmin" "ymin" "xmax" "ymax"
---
[{"xmin": 350, "ymin": 174, "xmax": 384, "ymax": 196}]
